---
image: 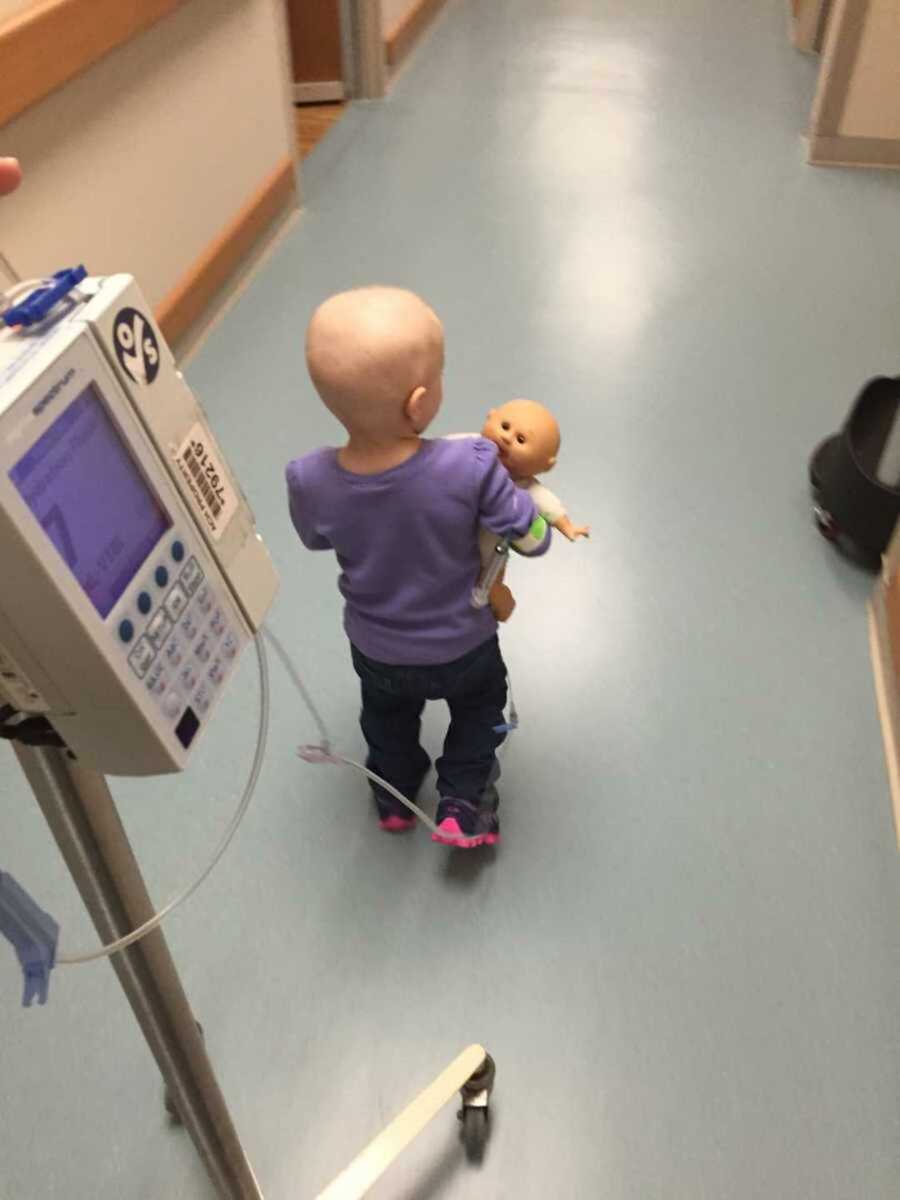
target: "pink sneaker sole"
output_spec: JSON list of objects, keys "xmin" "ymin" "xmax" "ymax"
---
[
  {"xmin": 380, "ymin": 814, "xmax": 416, "ymax": 833},
  {"xmin": 431, "ymin": 818, "xmax": 500, "ymax": 849}
]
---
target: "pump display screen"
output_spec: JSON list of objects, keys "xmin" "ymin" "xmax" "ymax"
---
[{"xmin": 9, "ymin": 383, "xmax": 171, "ymax": 618}]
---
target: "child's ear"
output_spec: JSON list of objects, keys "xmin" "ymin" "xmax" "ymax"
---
[
  {"xmin": 405, "ymin": 385, "xmax": 428, "ymax": 432},
  {"xmin": 546, "ymin": 455, "xmax": 557, "ymax": 470}
]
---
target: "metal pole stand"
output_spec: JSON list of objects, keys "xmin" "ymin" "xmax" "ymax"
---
[
  {"xmin": 317, "ymin": 1045, "xmax": 496, "ymax": 1199},
  {"xmin": 14, "ymin": 744, "xmax": 262, "ymax": 1200}
]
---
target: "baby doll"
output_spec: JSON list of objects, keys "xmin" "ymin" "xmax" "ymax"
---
[{"xmin": 455, "ymin": 399, "xmax": 589, "ymax": 620}]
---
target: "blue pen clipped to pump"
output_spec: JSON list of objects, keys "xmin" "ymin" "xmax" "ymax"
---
[{"xmin": 0, "ymin": 871, "xmax": 59, "ymax": 1006}]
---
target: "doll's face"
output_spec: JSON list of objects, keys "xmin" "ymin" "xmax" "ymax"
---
[{"xmin": 481, "ymin": 400, "xmax": 560, "ymax": 479}]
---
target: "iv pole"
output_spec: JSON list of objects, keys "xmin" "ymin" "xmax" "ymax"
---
[
  {"xmin": 12, "ymin": 743, "xmax": 496, "ymax": 1200},
  {"xmin": 13, "ymin": 743, "xmax": 263, "ymax": 1200}
]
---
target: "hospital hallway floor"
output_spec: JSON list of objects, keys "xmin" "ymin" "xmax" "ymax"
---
[{"xmin": 5, "ymin": 1, "xmax": 900, "ymax": 1196}]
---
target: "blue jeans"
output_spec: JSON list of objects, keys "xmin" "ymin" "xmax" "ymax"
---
[{"xmin": 350, "ymin": 636, "xmax": 508, "ymax": 814}]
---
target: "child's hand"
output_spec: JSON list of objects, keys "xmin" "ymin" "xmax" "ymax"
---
[{"xmin": 490, "ymin": 581, "xmax": 516, "ymax": 622}]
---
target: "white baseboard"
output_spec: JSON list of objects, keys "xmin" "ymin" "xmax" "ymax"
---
[{"xmin": 292, "ymin": 81, "xmax": 344, "ymax": 104}]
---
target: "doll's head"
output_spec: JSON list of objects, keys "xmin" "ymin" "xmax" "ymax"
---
[
  {"xmin": 306, "ymin": 287, "xmax": 444, "ymax": 440},
  {"xmin": 482, "ymin": 399, "xmax": 560, "ymax": 479}
]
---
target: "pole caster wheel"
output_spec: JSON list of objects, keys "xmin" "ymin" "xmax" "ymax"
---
[
  {"xmin": 459, "ymin": 1106, "xmax": 489, "ymax": 1160},
  {"xmin": 458, "ymin": 1051, "xmax": 494, "ymax": 1163}
]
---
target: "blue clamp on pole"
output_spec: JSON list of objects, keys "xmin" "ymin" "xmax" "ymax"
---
[
  {"xmin": 1, "ymin": 265, "xmax": 87, "ymax": 328},
  {"xmin": 0, "ymin": 872, "xmax": 59, "ymax": 1006}
]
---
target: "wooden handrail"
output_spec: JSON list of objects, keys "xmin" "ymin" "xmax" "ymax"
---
[{"xmin": 0, "ymin": 0, "xmax": 192, "ymax": 127}]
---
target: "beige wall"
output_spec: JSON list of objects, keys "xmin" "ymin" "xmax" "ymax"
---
[
  {"xmin": 839, "ymin": 0, "xmax": 900, "ymax": 139},
  {"xmin": 381, "ymin": 0, "xmax": 418, "ymax": 36},
  {"xmin": 0, "ymin": 0, "xmax": 297, "ymax": 310}
]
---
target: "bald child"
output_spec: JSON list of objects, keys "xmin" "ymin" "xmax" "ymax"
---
[{"xmin": 286, "ymin": 287, "xmax": 549, "ymax": 849}]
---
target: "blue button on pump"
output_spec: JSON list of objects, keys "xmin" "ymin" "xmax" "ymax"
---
[
  {"xmin": 155, "ymin": 566, "xmax": 169, "ymax": 588},
  {"xmin": 172, "ymin": 540, "xmax": 185, "ymax": 563},
  {"xmin": 119, "ymin": 619, "xmax": 135, "ymax": 644},
  {"xmin": 137, "ymin": 592, "xmax": 152, "ymax": 615}
]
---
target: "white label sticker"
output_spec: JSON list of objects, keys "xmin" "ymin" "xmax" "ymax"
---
[{"xmin": 173, "ymin": 423, "xmax": 238, "ymax": 541}]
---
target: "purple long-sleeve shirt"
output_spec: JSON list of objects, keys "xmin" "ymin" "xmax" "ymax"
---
[{"xmin": 286, "ymin": 437, "xmax": 546, "ymax": 665}]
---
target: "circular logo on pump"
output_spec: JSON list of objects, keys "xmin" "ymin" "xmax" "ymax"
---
[{"xmin": 113, "ymin": 307, "xmax": 160, "ymax": 385}]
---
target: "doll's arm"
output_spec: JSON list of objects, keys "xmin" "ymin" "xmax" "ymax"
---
[
  {"xmin": 529, "ymin": 481, "xmax": 589, "ymax": 542},
  {"xmin": 553, "ymin": 513, "xmax": 590, "ymax": 541}
]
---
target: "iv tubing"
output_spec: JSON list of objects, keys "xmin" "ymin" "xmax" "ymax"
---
[
  {"xmin": 57, "ymin": 632, "xmax": 271, "ymax": 965},
  {"xmin": 262, "ymin": 627, "xmax": 517, "ymax": 841},
  {"xmin": 57, "ymin": 613, "xmax": 514, "ymax": 965},
  {"xmin": 471, "ymin": 538, "xmax": 509, "ymax": 609}
]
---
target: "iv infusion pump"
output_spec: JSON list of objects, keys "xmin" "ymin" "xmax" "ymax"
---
[{"xmin": 0, "ymin": 275, "xmax": 278, "ymax": 776}]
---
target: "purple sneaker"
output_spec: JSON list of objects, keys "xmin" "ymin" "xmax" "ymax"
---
[{"xmin": 432, "ymin": 797, "xmax": 500, "ymax": 849}]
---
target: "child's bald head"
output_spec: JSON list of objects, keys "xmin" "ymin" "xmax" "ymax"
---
[{"xmin": 306, "ymin": 287, "xmax": 444, "ymax": 439}]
